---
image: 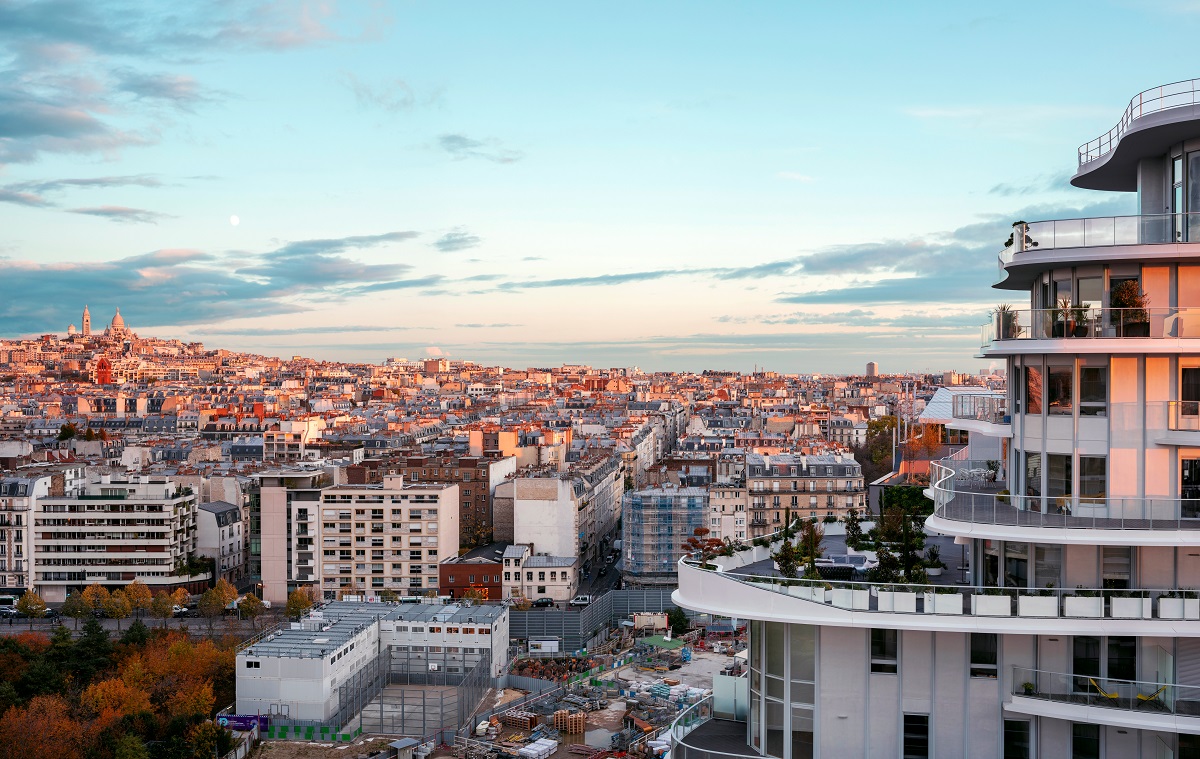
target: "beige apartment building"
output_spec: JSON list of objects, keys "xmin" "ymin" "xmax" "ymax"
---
[
  {"xmin": 745, "ymin": 452, "xmax": 865, "ymax": 537},
  {"xmin": 317, "ymin": 476, "xmax": 460, "ymax": 601}
]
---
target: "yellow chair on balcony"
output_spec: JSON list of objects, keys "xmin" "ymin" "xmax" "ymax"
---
[
  {"xmin": 1137, "ymin": 684, "xmax": 1168, "ymax": 710},
  {"xmin": 1089, "ymin": 678, "xmax": 1120, "ymax": 706}
]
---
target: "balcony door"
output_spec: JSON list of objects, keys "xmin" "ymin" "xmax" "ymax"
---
[
  {"xmin": 1183, "ymin": 459, "xmax": 1200, "ymax": 519},
  {"xmin": 1182, "ymin": 368, "xmax": 1200, "ymax": 427}
]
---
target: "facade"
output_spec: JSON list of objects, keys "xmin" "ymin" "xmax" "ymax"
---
[
  {"xmin": 500, "ymin": 544, "xmax": 578, "ymax": 601},
  {"xmin": 745, "ymin": 453, "xmax": 865, "ymax": 537},
  {"xmin": 622, "ymin": 486, "xmax": 707, "ymax": 587},
  {"xmin": 673, "ymin": 81, "xmax": 1200, "ymax": 759},
  {"xmin": 317, "ymin": 477, "xmax": 460, "ymax": 601},
  {"xmin": 438, "ymin": 553, "xmax": 503, "ymax": 601},
  {"xmin": 196, "ymin": 500, "xmax": 245, "ymax": 586},
  {"xmin": 33, "ymin": 475, "xmax": 201, "ymax": 602},
  {"xmin": 250, "ymin": 470, "xmax": 327, "ymax": 605},
  {"xmin": 394, "ymin": 453, "xmax": 517, "ymax": 547},
  {"xmin": 708, "ymin": 484, "xmax": 748, "ymax": 542}
]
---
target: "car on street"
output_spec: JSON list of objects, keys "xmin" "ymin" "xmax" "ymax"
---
[
  {"xmin": 532, "ymin": 597, "xmax": 555, "ymax": 608},
  {"xmin": 569, "ymin": 595, "xmax": 592, "ymax": 608}
]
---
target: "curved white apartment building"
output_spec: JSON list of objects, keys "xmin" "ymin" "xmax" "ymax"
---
[{"xmin": 673, "ymin": 80, "xmax": 1200, "ymax": 759}]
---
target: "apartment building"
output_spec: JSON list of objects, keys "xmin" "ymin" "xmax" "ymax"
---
[
  {"xmin": 438, "ymin": 551, "xmax": 503, "ymax": 601},
  {"xmin": 317, "ymin": 476, "xmax": 460, "ymax": 601},
  {"xmin": 250, "ymin": 470, "xmax": 327, "ymax": 605},
  {"xmin": 196, "ymin": 500, "xmax": 245, "ymax": 586},
  {"xmin": 500, "ymin": 544, "xmax": 577, "ymax": 601},
  {"xmin": 708, "ymin": 484, "xmax": 748, "ymax": 542},
  {"xmin": 745, "ymin": 453, "xmax": 865, "ymax": 537},
  {"xmin": 33, "ymin": 475, "xmax": 200, "ymax": 602},
  {"xmin": 622, "ymin": 486, "xmax": 708, "ymax": 587},
  {"xmin": 392, "ymin": 453, "xmax": 516, "ymax": 547}
]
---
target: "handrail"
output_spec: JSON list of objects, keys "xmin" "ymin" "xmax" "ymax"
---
[
  {"xmin": 930, "ymin": 460, "xmax": 1200, "ymax": 530},
  {"xmin": 1013, "ymin": 665, "xmax": 1198, "ymax": 717},
  {"xmin": 669, "ymin": 696, "xmax": 760, "ymax": 759},
  {"xmin": 1078, "ymin": 79, "xmax": 1200, "ymax": 166},
  {"xmin": 982, "ymin": 306, "xmax": 1200, "ymax": 351}
]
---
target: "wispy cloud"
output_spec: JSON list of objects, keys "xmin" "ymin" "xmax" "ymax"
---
[
  {"xmin": 68, "ymin": 205, "xmax": 174, "ymax": 224},
  {"xmin": 9, "ymin": 174, "xmax": 163, "ymax": 194},
  {"xmin": 115, "ymin": 70, "xmax": 215, "ymax": 110},
  {"xmin": 340, "ymin": 72, "xmax": 441, "ymax": 112},
  {"xmin": 438, "ymin": 133, "xmax": 523, "ymax": 164},
  {"xmin": 0, "ymin": 188, "xmax": 52, "ymax": 207},
  {"xmin": 433, "ymin": 229, "xmax": 481, "ymax": 252}
]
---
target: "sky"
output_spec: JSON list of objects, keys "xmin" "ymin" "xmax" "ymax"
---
[{"xmin": 1, "ymin": 1, "xmax": 1196, "ymax": 374}]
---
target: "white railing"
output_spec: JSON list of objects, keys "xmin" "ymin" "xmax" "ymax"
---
[{"xmin": 1079, "ymin": 79, "xmax": 1200, "ymax": 166}]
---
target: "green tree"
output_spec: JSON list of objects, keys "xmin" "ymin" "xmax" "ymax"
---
[
  {"xmin": 239, "ymin": 594, "xmax": 265, "ymax": 631},
  {"xmin": 120, "ymin": 619, "xmax": 150, "ymax": 647},
  {"xmin": 15, "ymin": 589, "xmax": 45, "ymax": 629},
  {"xmin": 83, "ymin": 427, "xmax": 97, "ymax": 441},
  {"xmin": 771, "ymin": 538, "xmax": 800, "ymax": 578},
  {"xmin": 113, "ymin": 733, "xmax": 150, "ymax": 759},
  {"xmin": 666, "ymin": 606, "xmax": 689, "ymax": 636},
  {"xmin": 56, "ymin": 422, "xmax": 77, "ymax": 441},
  {"xmin": 843, "ymin": 509, "xmax": 864, "ymax": 551},
  {"xmin": 61, "ymin": 592, "xmax": 91, "ymax": 630}
]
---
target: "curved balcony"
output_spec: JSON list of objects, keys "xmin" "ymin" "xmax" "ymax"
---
[
  {"xmin": 1008, "ymin": 666, "xmax": 1200, "ymax": 734},
  {"xmin": 674, "ymin": 555, "xmax": 1200, "ymax": 635},
  {"xmin": 670, "ymin": 696, "xmax": 760, "ymax": 759},
  {"xmin": 948, "ymin": 394, "xmax": 1010, "ymax": 437},
  {"xmin": 927, "ymin": 461, "xmax": 1200, "ymax": 543}
]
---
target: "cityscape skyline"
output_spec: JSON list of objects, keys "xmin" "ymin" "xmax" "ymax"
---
[{"xmin": 2, "ymin": 2, "xmax": 1197, "ymax": 372}]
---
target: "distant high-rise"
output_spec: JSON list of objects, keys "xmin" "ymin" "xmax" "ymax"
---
[
  {"xmin": 81, "ymin": 305, "xmax": 90, "ymax": 336},
  {"xmin": 865, "ymin": 360, "xmax": 878, "ymax": 377}
]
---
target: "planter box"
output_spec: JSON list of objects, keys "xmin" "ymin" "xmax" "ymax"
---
[
  {"xmin": 926, "ymin": 567, "xmax": 943, "ymax": 578},
  {"xmin": 1064, "ymin": 596, "xmax": 1103, "ymax": 618},
  {"xmin": 971, "ymin": 594, "xmax": 1012, "ymax": 617},
  {"xmin": 1157, "ymin": 597, "xmax": 1200, "ymax": 620},
  {"xmin": 1110, "ymin": 597, "xmax": 1152, "ymax": 619},
  {"xmin": 788, "ymin": 585, "xmax": 824, "ymax": 603},
  {"xmin": 923, "ymin": 592, "xmax": 964, "ymax": 615},
  {"xmin": 831, "ymin": 588, "xmax": 870, "ymax": 610},
  {"xmin": 878, "ymin": 591, "xmax": 917, "ymax": 613},
  {"xmin": 1018, "ymin": 596, "xmax": 1059, "ymax": 618}
]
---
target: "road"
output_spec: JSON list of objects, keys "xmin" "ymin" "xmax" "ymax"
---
[{"xmin": 0, "ymin": 612, "xmax": 282, "ymax": 640}]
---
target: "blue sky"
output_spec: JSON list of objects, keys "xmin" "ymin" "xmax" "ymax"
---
[{"xmin": 0, "ymin": 0, "xmax": 1194, "ymax": 372}]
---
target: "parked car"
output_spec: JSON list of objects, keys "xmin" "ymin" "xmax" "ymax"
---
[
  {"xmin": 532, "ymin": 597, "xmax": 555, "ymax": 608},
  {"xmin": 569, "ymin": 595, "xmax": 593, "ymax": 608}
]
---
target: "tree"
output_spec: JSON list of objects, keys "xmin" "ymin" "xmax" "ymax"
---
[
  {"xmin": 61, "ymin": 592, "xmax": 91, "ymax": 630},
  {"xmin": 81, "ymin": 583, "xmax": 110, "ymax": 612},
  {"xmin": 239, "ymin": 594, "xmax": 265, "ymax": 630},
  {"xmin": 150, "ymin": 591, "xmax": 174, "ymax": 629},
  {"xmin": 902, "ymin": 422, "xmax": 944, "ymax": 464},
  {"xmin": 681, "ymin": 527, "xmax": 724, "ymax": 564},
  {"xmin": 102, "ymin": 590, "xmax": 131, "ymax": 631},
  {"xmin": 0, "ymin": 695, "xmax": 85, "ymax": 759},
  {"xmin": 56, "ymin": 423, "xmax": 77, "ymax": 441},
  {"xmin": 844, "ymin": 509, "xmax": 864, "ymax": 551},
  {"xmin": 666, "ymin": 606, "xmax": 689, "ymax": 637},
  {"xmin": 125, "ymin": 580, "xmax": 152, "ymax": 618},
  {"xmin": 120, "ymin": 619, "xmax": 150, "ymax": 647},
  {"xmin": 170, "ymin": 587, "xmax": 189, "ymax": 607},
  {"xmin": 771, "ymin": 538, "xmax": 800, "ymax": 578},
  {"xmin": 198, "ymin": 589, "xmax": 225, "ymax": 636},
  {"xmin": 213, "ymin": 578, "xmax": 238, "ymax": 608},
  {"xmin": 285, "ymin": 588, "xmax": 314, "ymax": 619},
  {"xmin": 16, "ymin": 589, "xmax": 46, "ymax": 629},
  {"xmin": 112, "ymin": 734, "xmax": 150, "ymax": 759},
  {"xmin": 797, "ymin": 521, "xmax": 825, "ymax": 565},
  {"xmin": 82, "ymin": 428, "xmax": 97, "ymax": 442}
]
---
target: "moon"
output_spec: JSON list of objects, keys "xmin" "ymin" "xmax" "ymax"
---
[{"xmin": 230, "ymin": 215, "xmax": 240, "ymax": 226}]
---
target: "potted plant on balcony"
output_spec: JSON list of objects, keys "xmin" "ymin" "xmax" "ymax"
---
[
  {"xmin": 1064, "ymin": 586, "xmax": 1103, "ymax": 618},
  {"xmin": 1111, "ymin": 279, "xmax": 1150, "ymax": 337},
  {"xmin": 1071, "ymin": 302, "xmax": 1091, "ymax": 337},
  {"xmin": 1018, "ymin": 583, "xmax": 1060, "ymax": 617},
  {"xmin": 971, "ymin": 586, "xmax": 1013, "ymax": 617},
  {"xmin": 1022, "ymin": 681, "xmax": 1036, "ymax": 697},
  {"xmin": 1109, "ymin": 589, "xmax": 1152, "ymax": 619},
  {"xmin": 1056, "ymin": 297, "xmax": 1074, "ymax": 338},
  {"xmin": 996, "ymin": 304, "xmax": 1019, "ymax": 339},
  {"xmin": 924, "ymin": 545, "xmax": 946, "ymax": 578}
]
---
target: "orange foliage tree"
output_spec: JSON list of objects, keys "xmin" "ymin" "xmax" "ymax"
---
[{"xmin": 0, "ymin": 695, "xmax": 85, "ymax": 759}]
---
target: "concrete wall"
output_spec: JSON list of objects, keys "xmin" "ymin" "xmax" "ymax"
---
[
  {"xmin": 513, "ymin": 479, "xmax": 576, "ymax": 558},
  {"xmin": 260, "ymin": 487, "xmax": 289, "ymax": 605}
]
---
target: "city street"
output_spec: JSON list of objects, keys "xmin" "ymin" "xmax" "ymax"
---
[{"xmin": 0, "ymin": 611, "xmax": 281, "ymax": 640}]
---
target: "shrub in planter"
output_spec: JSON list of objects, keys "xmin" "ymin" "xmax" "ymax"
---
[{"xmin": 1022, "ymin": 682, "xmax": 1036, "ymax": 696}]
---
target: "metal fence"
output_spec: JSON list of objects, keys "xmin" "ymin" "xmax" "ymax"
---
[{"xmin": 507, "ymin": 588, "xmax": 693, "ymax": 651}]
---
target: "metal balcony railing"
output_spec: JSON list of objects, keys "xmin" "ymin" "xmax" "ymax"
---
[
  {"xmin": 982, "ymin": 307, "xmax": 1200, "ymax": 351},
  {"xmin": 1012, "ymin": 666, "xmax": 1200, "ymax": 719},
  {"xmin": 1078, "ymin": 79, "xmax": 1200, "ymax": 166}
]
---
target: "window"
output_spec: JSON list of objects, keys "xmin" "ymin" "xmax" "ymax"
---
[
  {"xmin": 1003, "ymin": 720, "xmax": 1030, "ymax": 759},
  {"xmin": 1047, "ymin": 364, "xmax": 1072, "ymax": 414},
  {"xmin": 1024, "ymin": 365, "xmax": 1042, "ymax": 414},
  {"xmin": 1108, "ymin": 636, "xmax": 1136, "ymax": 681},
  {"xmin": 870, "ymin": 629, "xmax": 897, "ymax": 674},
  {"xmin": 1079, "ymin": 457, "xmax": 1106, "ymax": 503},
  {"xmin": 1079, "ymin": 366, "xmax": 1107, "ymax": 416},
  {"xmin": 970, "ymin": 633, "xmax": 998, "ymax": 678},
  {"xmin": 1071, "ymin": 723, "xmax": 1100, "ymax": 759},
  {"xmin": 1047, "ymin": 454, "xmax": 1072, "ymax": 506},
  {"xmin": 1181, "ymin": 733, "xmax": 1200, "ymax": 759},
  {"xmin": 245, "ymin": 661, "xmax": 260, "ymax": 669},
  {"xmin": 902, "ymin": 714, "xmax": 929, "ymax": 759}
]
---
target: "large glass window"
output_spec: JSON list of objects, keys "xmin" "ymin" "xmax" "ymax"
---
[
  {"xmin": 1108, "ymin": 636, "xmax": 1136, "ymax": 681},
  {"xmin": 1073, "ymin": 636, "xmax": 1101, "ymax": 692},
  {"xmin": 1072, "ymin": 723, "xmax": 1100, "ymax": 759},
  {"xmin": 1079, "ymin": 457, "xmax": 1106, "ymax": 503},
  {"xmin": 1003, "ymin": 720, "xmax": 1030, "ymax": 759},
  {"xmin": 870, "ymin": 629, "xmax": 897, "ymax": 674},
  {"xmin": 1024, "ymin": 453, "xmax": 1042, "ymax": 501},
  {"xmin": 1004, "ymin": 542, "xmax": 1028, "ymax": 588},
  {"xmin": 970, "ymin": 633, "xmax": 998, "ymax": 678},
  {"xmin": 1034, "ymin": 544, "xmax": 1062, "ymax": 590},
  {"xmin": 1047, "ymin": 454, "xmax": 1072, "ymax": 512},
  {"xmin": 1183, "ymin": 368, "xmax": 1200, "ymax": 421},
  {"xmin": 1181, "ymin": 732, "xmax": 1200, "ymax": 759},
  {"xmin": 1024, "ymin": 365, "xmax": 1042, "ymax": 415},
  {"xmin": 1079, "ymin": 366, "xmax": 1107, "ymax": 416},
  {"xmin": 1102, "ymin": 546, "xmax": 1131, "ymax": 590},
  {"xmin": 902, "ymin": 715, "xmax": 929, "ymax": 759},
  {"xmin": 1047, "ymin": 365, "xmax": 1073, "ymax": 414}
]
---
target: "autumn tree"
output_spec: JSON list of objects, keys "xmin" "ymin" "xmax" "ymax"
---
[
  {"xmin": 124, "ymin": 580, "xmax": 152, "ymax": 618},
  {"xmin": 285, "ymin": 588, "xmax": 314, "ymax": 619},
  {"xmin": 239, "ymin": 594, "xmax": 265, "ymax": 630},
  {"xmin": 0, "ymin": 694, "xmax": 85, "ymax": 759},
  {"xmin": 170, "ymin": 587, "xmax": 189, "ymax": 607},
  {"xmin": 149, "ymin": 591, "xmax": 174, "ymax": 629},
  {"xmin": 61, "ymin": 592, "xmax": 91, "ymax": 630},
  {"xmin": 681, "ymin": 527, "xmax": 724, "ymax": 563},
  {"xmin": 102, "ymin": 590, "xmax": 132, "ymax": 631},
  {"xmin": 81, "ymin": 583, "xmax": 110, "ymax": 612},
  {"xmin": 198, "ymin": 589, "xmax": 225, "ymax": 636},
  {"xmin": 16, "ymin": 589, "xmax": 46, "ymax": 629},
  {"xmin": 213, "ymin": 577, "xmax": 238, "ymax": 608}
]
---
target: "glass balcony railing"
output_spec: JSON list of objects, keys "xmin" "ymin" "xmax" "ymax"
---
[
  {"xmin": 1012, "ymin": 666, "xmax": 1200, "ymax": 719},
  {"xmin": 950, "ymin": 394, "xmax": 1008, "ymax": 425},
  {"xmin": 1078, "ymin": 79, "xmax": 1200, "ymax": 166},
  {"xmin": 981, "ymin": 307, "xmax": 1200, "ymax": 350},
  {"xmin": 930, "ymin": 460, "xmax": 1200, "ymax": 530}
]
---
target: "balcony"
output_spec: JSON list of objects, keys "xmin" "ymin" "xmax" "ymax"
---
[
  {"xmin": 1008, "ymin": 666, "xmax": 1200, "ymax": 734},
  {"xmin": 669, "ymin": 697, "xmax": 760, "ymax": 759},
  {"xmin": 929, "ymin": 460, "xmax": 1200, "ymax": 537},
  {"xmin": 980, "ymin": 306, "xmax": 1200, "ymax": 353},
  {"xmin": 1078, "ymin": 79, "xmax": 1200, "ymax": 166}
]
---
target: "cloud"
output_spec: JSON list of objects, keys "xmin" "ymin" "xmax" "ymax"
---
[
  {"xmin": 193, "ymin": 324, "xmax": 425, "ymax": 336},
  {"xmin": 115, "ymin": 70, "xmax": 214, "ymax": 109},
  {"xmin": 433, "ymin": 229, "xmax": 481, "ymax": 252},
  {"xmin": 777, "ymin": 171, "xmax": 814, "ymax": 182},
  {"xmin": 424, "ymin": 346, "xmax": 446, "ymax": 357},
  {"xmin": 265, "ymin": 230, "xmax": 419, "ymax": 259},
  {"xmin": 988, "ymin": 171, "xmax": 1073, "ymax": 196},
  {"xmin": 68, "ymin": 205, "xmax": 174, "ymax": 224},
  {"xmin": 9, "ymin": 174, "xmax": 163, "ymax": 193},
  {"xmin": 339, "ymin": 72, "xmax": 441, "ymax": 112},
  {"xmin": 438, "ymin": 133, "xmax": 523, "ymax": 163},
  {"xmin": 0, "ymin": 188, "xmax": 52, "ymax": 207}
]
